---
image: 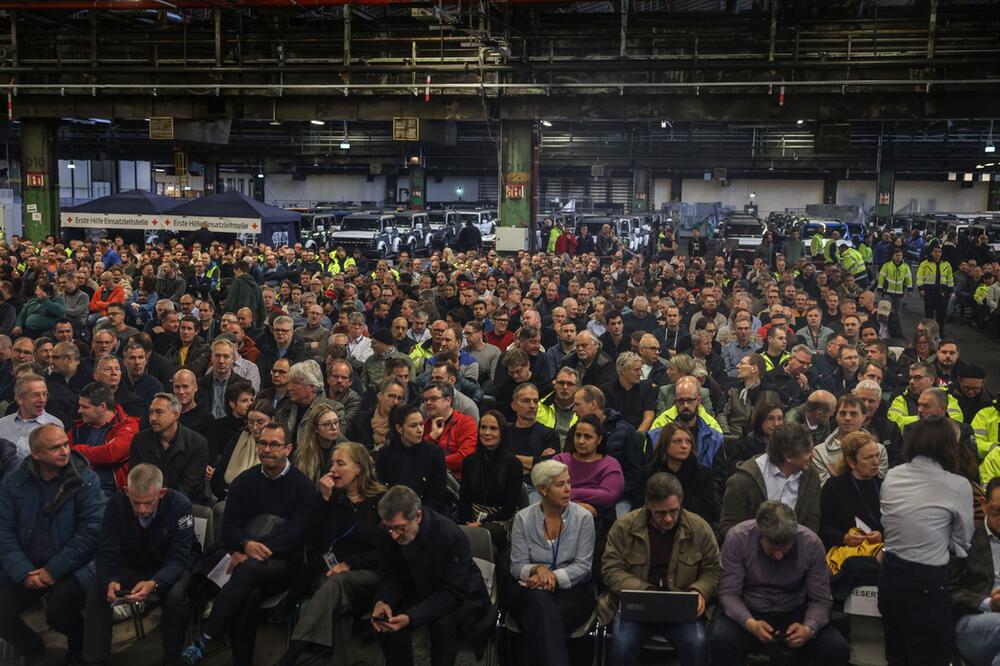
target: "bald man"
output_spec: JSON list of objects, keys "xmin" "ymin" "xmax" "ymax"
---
[
  {"xmin": 172, "ymin": 369, "xmax": 214, "ymax": 435},
  {"xmin": 786, "ymin": 389, "xmax": 838, "ymax": 446}
]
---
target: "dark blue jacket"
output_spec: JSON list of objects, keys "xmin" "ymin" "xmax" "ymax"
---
[
  {"xmin": 96, "ymin": 488, "xmax": 196, "ymax": 590},
  {"xmin": 602, "ymin": 409, "xmax": 647, "ymax": 509},
  {"xmin": 0, "ymin": 452, "xmax": 107, "ymax": 589}
]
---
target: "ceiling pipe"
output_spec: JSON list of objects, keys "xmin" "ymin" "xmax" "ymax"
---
[{"xmin": 0, "ymin": 0, "xmax": 571, "ymax": 8}]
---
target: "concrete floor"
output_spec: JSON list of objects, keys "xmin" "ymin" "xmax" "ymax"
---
[{"xmin": 16, "ymin": 292, "xmax": 994, "ymax": 666}]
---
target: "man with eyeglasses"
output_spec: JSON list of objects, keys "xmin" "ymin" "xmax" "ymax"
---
[
  {"xmin": 764, "ymin": 345, "xmax": 815, "ymax": 410},
  {"xmin": 182, "ymin": 423, "xmax": 315, "ymax": 666},
  {"xmin": 370, "ymin": 485, "xmax": 494, "ymax": 666},
  {"xmin": 409, "ymin": 319, "xmax": 448, "ymax": 375},
  {"xmin": 325, "ymin": 358, "xmax": 362, "ymax": 424},
  {"xmin": 103, "ymin": 303, "xmax": 138, "ymax": 347},
  {"xmin": 650, "ymin": 376, "xmax": 725, "ymax": 469},
  {"xmin": 602, "ymin": 473, "xmax": 720, "ymax": 666},
  {"xmin": 45, "ymin": 341, "xmax": 90, "ymax": 429},
  {"xmin": 258, "ymin": 358, "xmax": 293, "ymax": 414},
  {"xmin": 296, "ymin": 305, "xmax": 330, "ymax": 365},
  {"xmin": 269, "ymin": 315, "xmax": 303, "ymax": 366},
  {"xmin": 421, "ymin": 380, "xmax": 477, "ymax": 478}
]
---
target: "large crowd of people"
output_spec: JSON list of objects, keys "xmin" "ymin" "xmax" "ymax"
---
[{"xmin": 0, "ymin": 220, "xmax": 996, "ymax": 666}]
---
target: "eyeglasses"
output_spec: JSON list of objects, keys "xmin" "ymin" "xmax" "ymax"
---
[
  {"xmin": 675, "ymin": 397, "xmax": 698, "ymax": 405},
  {"xmin": 422, "ymin": 395, "xmax": 444, "ymax": 403},
  {"xmin": 317, "ymin": 420, "xmax": 340, "ymax": 429},
  {"xmin": 257, "ymin": 440, "xmax": 287, "ymax": 450},
  {"xmin": 382, "ymin": 522, "xmax": 409, "ymax": 535}
]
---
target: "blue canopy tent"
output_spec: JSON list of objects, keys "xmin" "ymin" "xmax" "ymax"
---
[
  {"xmin": 170, "ymin": 191, "xmax": 300, "ymax": 247},
  {"xmin": 60, "ymin": 190, "xmax": 185, "ymax": 242}
]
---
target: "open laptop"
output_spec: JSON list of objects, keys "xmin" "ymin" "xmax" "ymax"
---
[{"xmin": 619, "ymin": 590, "xmax": 699, "ymax": 624}]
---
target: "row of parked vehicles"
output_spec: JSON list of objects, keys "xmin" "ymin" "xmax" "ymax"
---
[{"xmin": 297, "ymin": 207, "xmax": 498, "ymax": 258}]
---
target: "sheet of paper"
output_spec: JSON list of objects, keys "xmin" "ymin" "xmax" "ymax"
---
[
  {"xmin": 855, "ymin": 517, "xmax": 873, "ymax": 534},
  {"xmin": 207, "ymin": 554, "xmax": 233, "ymax": 588},
  {"xmin": 193, "ymin": 518, "xmax": 208, "ymax": 549}
]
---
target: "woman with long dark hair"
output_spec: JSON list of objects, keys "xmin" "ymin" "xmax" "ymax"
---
[
  {"xmin": 878, "ymin": 417, "xmax": 975, "ymax": 666},
  {"xmin": 637, "ymin": 422, "xmax": 718, "ymax": 524},
  {"xmin": 374, "ymin": 404, "xmax": 449, "ymax": 514},
  {"xmin": 553, "ymin": 414, "xmax": 624, "ymax": 518},
  {"xmin": 711, "ymin": 399, "xmax": 785, "ymax": 496},
  {"xmin": 457, "ymin": 410, "xmax": 524, "ymax": 551}
]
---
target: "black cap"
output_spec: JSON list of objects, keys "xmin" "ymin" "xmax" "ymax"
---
[{"xmin": 959, "ymin": 364, "xmax": 986, "ymax": 380}]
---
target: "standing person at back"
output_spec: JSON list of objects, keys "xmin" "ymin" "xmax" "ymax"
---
[{"xmin": 223, "ymin": 261, "xmax": 266, "ymax": 326}]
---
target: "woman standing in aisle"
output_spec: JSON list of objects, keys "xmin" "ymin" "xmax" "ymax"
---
[{"xmin": 878, "ymin": 417, "xmax": 974, "ymax": 665}]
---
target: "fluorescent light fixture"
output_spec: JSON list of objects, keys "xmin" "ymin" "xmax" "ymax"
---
[
  {"xmin": 310, "ymin": 120, "xmax": 325, "ymax": 126},
  {"xmin": 339, "ymin": 141, "xmax": 351, "ymax": 150},
  {"xmin": 155, "ymin": 168, "xmax": 165, "ymax": 173},
  {"xmin": 660, "ymin": 120, "xmax": 667, "ymax": 128},
  {"xmin": 948, "ymin": 172, "xmax": 957, "ymax": 181},
  {"xmin": 269, "ymin": 120, "xmax": 281, "ymax": 126},
  {"xmin": 257, "ymin": 172, "xmax": 264, "ymax": 178},
  {"xmin": 796, "ymin": 119, "xmax": 805, "ymax": 126},
  {"xmin": 977, "ymin": 164, "xmax": 985, "ymax": 170},
  {"xmin": 749, "ymin": 191, "xmax": 756, "ymax": 199},
  {"xmin": 540, "ymin": 120, "xmax": 552, "ymax": 127},
  {"xmin": 964, "ymin": 173, "xmax": 974, "ymax": 182},
  {"xmin": 986, "ymin": 144, "xmax": 996, "ymax": 154},
  {"xmin": 67, "ymin": 161, "xmax": 76, "ymax": 169}
]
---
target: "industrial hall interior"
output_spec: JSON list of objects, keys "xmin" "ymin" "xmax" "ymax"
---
[{"xmin": 0, "ymin": 1, "xmax": 1000, "ymax": 666}]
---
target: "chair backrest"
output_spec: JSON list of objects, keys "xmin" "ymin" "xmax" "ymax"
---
[
  {"xmin": 460, "ymin": 525, "xmax": 497, "ymax": 602},
  {"xmin": 191, "ymin": 503, "xmax": 214, "ymax": 551}
]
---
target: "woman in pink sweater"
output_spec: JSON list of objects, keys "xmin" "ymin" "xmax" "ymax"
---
[{"xmin": 553, "ymin": 414, "xmax": 624, "ymax": 517}]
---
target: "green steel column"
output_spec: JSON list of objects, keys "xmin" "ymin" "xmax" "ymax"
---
[
  {"xmin": 408, "ymin": 166, "xmax": 425, "ymax": 210},
  {"xmin": 21, "ymin": 120, "xmax": 59, "ymax": 240},
  {"xmin": 633, "ymin": 167, "xmax": 650, "ymax": 212},
  {"xmin": 875, "ymin": 167, "xmax": 895, "ymax": 219},
  {"xmin": 499, "ymin": 120, "xmax": 533, "ymax": 230}
]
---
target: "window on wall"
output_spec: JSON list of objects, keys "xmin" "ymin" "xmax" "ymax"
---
[{"xmin": 118, "ymin": 161, "xmax": 152, "ymax": 192}]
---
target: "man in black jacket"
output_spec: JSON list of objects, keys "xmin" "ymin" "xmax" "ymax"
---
[
  {"xmin": 183, "ymin": 422, "xmax": 315, "ymax": 666},
  {"xmin": 83, "ymin": 463, "xmax": 196, "ymax": 665},
  {"xmin": 371, "ymin": 486, "xmax": 494, "ymax": 666},
  {"xmin": 128, "ymin": 393, "xmax": 209, "ymax": 502},
  {"xmin": 561, "ymin": 330, "xmax": 616, "ymax": 388}
]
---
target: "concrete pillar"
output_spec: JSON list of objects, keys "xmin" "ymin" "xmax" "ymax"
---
[
  {"xmin": 671, "ymin": 175, "xmax": 683, "ymax": 202},
  {"xmin": 499, "ymin": 120, "xmax": 534, "ymax": 229},
  {"xmin": 875, "ymin": 167, "xmax": 895, "ymax": 219},
  {"xmin": 20, "ymin": 120, "xmax": 59, "ymax": 240},
  {"xmin": 408, "ymin": 166, "xmax": 425, "ymax": 210},
  {"xmin": 633, "ymin": 167, "xmax": 650, "ymax": 212},
  {"xmin": 988, "ymin": 179, "xmax": 1000, "ymax": 211},
  {"xmin": 823, "ymin": 174, "xmax": 838, "ymax": 205}
]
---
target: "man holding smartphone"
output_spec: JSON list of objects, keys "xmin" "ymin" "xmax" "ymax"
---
[
  {"xmin": 83, "ymin": 463, "xmax": 196, "ymax": 665},
  {"xmin": 709, "ymin": 501, "xmax": 849, "ymax": 666}
]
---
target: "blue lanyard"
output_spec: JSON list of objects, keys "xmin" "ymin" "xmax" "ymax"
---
[{"xmin": 542, "ymin": 506, "xmax": 564, "ymax": 569}]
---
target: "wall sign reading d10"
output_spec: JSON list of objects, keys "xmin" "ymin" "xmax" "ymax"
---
[
  {"xmin": 505, "ymin": 184, "xmax": 525, "ymax": 199},
  {"xmin": 26, "ymin": 172, "xmax": 45, "ymax": 188}
]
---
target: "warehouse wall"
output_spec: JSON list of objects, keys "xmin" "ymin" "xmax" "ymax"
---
[
  {"xmin": 836, "ymin": 180, "xmax": 877, "ymax": 209},
  {"xmin": 265, "ymin": 174, "xmax": 387, "ymax": 207},
  {"xmin": 651, "ymin": 177, "xmax": 989, "ymax": 217},
  {"xmin": 427, "ymin": 176, "xmax": 480, "ymax": 203},
  {"xmin": 892, "ymin": 180, "xmax": 989, "ymax": 213},
  {"xmin": 680, "ymin": 178, "xmax": 825, "ymax": 217}
]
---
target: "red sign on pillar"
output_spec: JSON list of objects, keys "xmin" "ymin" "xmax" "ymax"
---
[
  {"xmin": 505, "ymin": 183, "xmax": 525, "ymax": 199},
  {"xmin": 26, "ymin": 172, "xmax": 45, "ymax": 188}
]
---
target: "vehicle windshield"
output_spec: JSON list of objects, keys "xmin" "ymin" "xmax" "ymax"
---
[
  {"xmin": 427, "ymin": 212, "xmax": 449, "ymax": 224},
  {"xmin": 722, "ymin": 222, "xmax": 764, "ymax": 236},
  {"xmin": 392, "ymin": 215, "xmax": 413, "ymax": 228},
  {"xmin": 459, "ymin": 213, "xmax": 481, "ymax": 224},
  {"xmin": 577, "ymin": 220, "xmax": 611, "ymax": 235},
  {"xmin": 986, "ymin": 227, "xmax": 1000, "ymax": 242},
  {"xmin": 341, "ymin": 217, "xmax": 382, "ymax": 231}
]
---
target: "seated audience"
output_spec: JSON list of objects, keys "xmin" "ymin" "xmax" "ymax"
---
[
  {"xmin": 371, "ymin": 486, "xmax": 495, "ymax": 666},
  {"xmin": 709, "ymin": 501, "xmax": 850, "ymax": 666},
  {"xmin": 637, "ymin": 423, "xmax": 718, "ymax": 524},
  {"xmin": 279, "ymin": 443, "xmax": 386, "ymax": 666},
  {"xmin": 457, "ymin": 410, "xmax": 523, "ymax": 551},
  {"xmin": 0, "ymin": 424, "xmax": 106, "ymax": 664},
  {"xmin": 68, "ymin": 382, "xmax": 140, "ymax": 496},
  {"xmin": 719, "ymin": 422, "xmax": 821, "ymax": 538},
  {"xmin": 182, "ymin": 423, "xmax": 316, "ymax": 665},
  {"xmin": 553, "ymin": 414, "xmax": 625, "ymax": 520},
  {"xmin": 602, "ymin": 472, "xmax": 720, "ymax": 666},
  {"xmin": 128, "ymin": 392, "xmax": 209, "ymax": 502},
  {"xmin": 508, "ymin": 459, "xmax": 596, "ymax": 666},
  {"xmin": 819, "ymin": 431, "xmax": 884, "ymax": 551},
  {"xmin": 376, "ymin": 404, "xmax": 449, "ymax": 514},
  {"xmin": 83, "ymin": 464, "xmax": 195, "ymax": 665},
  {"xmin": 210, "ymin": 399, "xmax": 273, "ymax": 501}
]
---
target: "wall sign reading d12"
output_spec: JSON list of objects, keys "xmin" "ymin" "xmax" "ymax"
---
[
  {"xmin": 505, "ymin": 184, "xmax": 525, "ymax": 199},
  {"xmin": 26, "ymin": 172, "xmax": 45, "ymax": 188}
]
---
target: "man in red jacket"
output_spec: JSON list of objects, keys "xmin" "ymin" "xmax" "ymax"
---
[
  {"xmin": 67, "ymin": 382, "xmax": 139, "ymax": 496},
  {"xmin": 421, "ymin": 380, "xmax": 477, "ymax": 478}
]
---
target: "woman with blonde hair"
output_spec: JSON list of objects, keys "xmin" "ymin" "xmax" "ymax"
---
[
  {"xmin": 279, "ymin": 441, "xmax": 387, "ymax": 666},
  {"xmin": 294, "ymin": 402, "xmax": 345, "ymax": 485}
]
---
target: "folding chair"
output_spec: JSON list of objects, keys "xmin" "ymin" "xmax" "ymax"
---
[{"xmin": 461, "ymin": 525, "xmax": 500, "ymax": 666}]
